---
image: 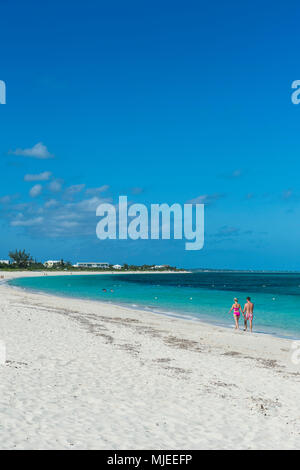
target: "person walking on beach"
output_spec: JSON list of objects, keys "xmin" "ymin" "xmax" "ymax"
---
[
  {"xmin": 243, "ymin": 297, "xmax": 254, "ymax": 332},
  {"xmin": 229, "ymin": 298, "xmax": 242, "ymax": 330}
]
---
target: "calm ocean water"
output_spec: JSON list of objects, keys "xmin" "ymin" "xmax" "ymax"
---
[{"xmin": 9, "ymin": 272, "xmax": 300, "ymax": 339}]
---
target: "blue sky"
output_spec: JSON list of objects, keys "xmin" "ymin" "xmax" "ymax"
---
[{"xmin": 1, "ymin": 0, "xmax": 300, "ymax": 269}]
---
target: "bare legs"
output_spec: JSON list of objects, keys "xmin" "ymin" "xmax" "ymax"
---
[
  {"xmin": 234, "ymin": 314, "xmax": 240, "ymax": 330},
  {"xmin": 243, "ymin": 316, "xmax": 253, "ymax": 332}
]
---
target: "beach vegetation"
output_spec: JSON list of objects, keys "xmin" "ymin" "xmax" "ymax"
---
[
  {"xmin": 0, "ymin": 250, "xmax": 183, "ymax": 272},
  {"xmin": 8, "ymin": 249, "xmax": 33, "ymax": 268}
]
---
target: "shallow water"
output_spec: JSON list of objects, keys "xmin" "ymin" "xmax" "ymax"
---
[{"xmin": 9, "ymin": 272, "xmax": 300, "ymax": 340}]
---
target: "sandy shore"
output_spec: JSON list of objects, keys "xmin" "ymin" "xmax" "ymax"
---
[{"xmin": 0, "ymin": 271, "xmax": 299, "ymax": 450}]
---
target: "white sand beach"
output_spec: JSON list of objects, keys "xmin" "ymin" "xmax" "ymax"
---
[{"xmin": 0, "ymin": 271, "xmax": 299, "ymax": 450}]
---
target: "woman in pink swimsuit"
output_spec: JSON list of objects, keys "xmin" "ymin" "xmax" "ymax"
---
[{"xmin": 229, "ymin": 298, "xmax": 242, "ymax": 330}]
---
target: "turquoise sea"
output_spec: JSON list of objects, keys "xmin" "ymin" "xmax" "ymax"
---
[{"xmin": 9, "ymin": 272, "xmax": 300, "ymax": 340}]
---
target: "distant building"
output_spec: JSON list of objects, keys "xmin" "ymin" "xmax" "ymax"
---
[
  {"xmin": 44, "ymin": 260, "xmax": 61, "ymax": 268},
  {"xmin": 73, "ymin": 262, "xmax": 109, "ymax": 269},
  {"xmin": 0, "ymin": 260, "xmax": 10, "ymax": 265},
  {"xmin": 112, "ymin": 264, "xmax": 122, "ymax": 270}
]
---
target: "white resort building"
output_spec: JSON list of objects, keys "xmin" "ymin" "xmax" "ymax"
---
[
  {"xmin": 151, "ymin": 265, "xmax": 169, "ymax": 269},
  {"xmin": 44, "ymin": 260, "xmax": 61, "ymax": 268},
  {"xmin": 73, "ymin": 262, "xmax": 109, "ymax": 269},
  {"xmin": 112, "ymin": 264, "xmax": 122, "ymax": 270}
]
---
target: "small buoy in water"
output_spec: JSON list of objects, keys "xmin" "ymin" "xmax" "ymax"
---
[
  {"xmin": 190, "ymin": 297, "xmax": 193, "ymax": 300},
  {"xmin": 272, "ymin": 297, "xmax": 276, "ymax": 301}
]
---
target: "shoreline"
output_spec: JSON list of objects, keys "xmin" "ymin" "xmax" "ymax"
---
[
  {"xmin": 0, "ymin": 270, "xmax": 191, "ymax": 277},
  {"xmin": 0, "ymin": 272, "xmax": 299, "ymax": 449},
  {"xmin": 9, "ymin": 280, "xmax": 300, "ymax": 343},
  {"xmin": 6, "ymin": 271, "xmax": 300, "ymax": 342}
]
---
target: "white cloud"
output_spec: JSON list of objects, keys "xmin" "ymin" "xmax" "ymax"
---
[
  {"xmin": 11, "ymin": 217, "xmax": 44, "ymax": 227},
  {"xmin": 231, "ymin": 169, "xmax": 242, "ymax": 178},
  {"xmin": 11, "ymin": 142, "xmax": 54, "ymax": 159},
  {"xmin": 44, "ymin": 198, "xmax": 58, "ymax": 208},
  {"xmin": 64, "ymin": 184, "xmax": 85, "ymax": 199},
  {"xmin": 0, "ymin": 195, "xmax": 12, "ymax": 204},
  {"xmin": 24, "ymin": 171, "xmax": 52, "ymax": 182},
  {"xmin": 0, "ymin": 194, "xmax": 19, "ymax": 204},
  {"xmin": 131, "ymin": 187, "xmax": 144, "ymax": 195},
  {"xmin": 85, "ymin": 185, "xmax": 109, "ymax": 195},
  {"xmin": 29, "ymin": 184, "xmax": 43, "ymax": 198},
  {"xmin": 74, "ymin": 196, "xmax": 105, "ymax": 212},
  {"xmin": 58, "ymin": 220, "xmax": 80, "ymax": 228},
  {"xmin": 3, "ymin": 183, "xmax": 112, "ymax": 238},
  {"xmin": 215, "ymin": 226, "xmax": 240, "ymax": 237},
  {"xmin": 49, "ymin": 179, "xmax": 63, "ymax": 192},
  {"xmin": 11, "ymin": 202, "xmax": 30, "ymax": 211},
  {"xmin": 187, "ymin": 193, "xmax": 224, "ymax": 205}
]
